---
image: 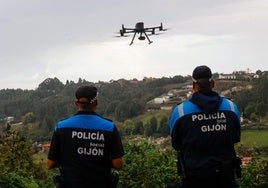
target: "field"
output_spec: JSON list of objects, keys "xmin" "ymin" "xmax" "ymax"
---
[{"xmin": 240, "ymin": 129, "xmax": 268, "ymax": 147}]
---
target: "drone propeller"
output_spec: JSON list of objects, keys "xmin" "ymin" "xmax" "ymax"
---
[
  {"xmin": 113, "ymin": 30, "xmax": 129, "ymax": 37},
  {"xmin": 160, "ymin": 26, "xmax": 171, "ymax": 32},
  {"xmin": 159, "ymin": 23, "xmax": 171, "ymax": 31},
  {"xmin": 161, "ymin": 28, "xmax": 169, "ymax": 31},
  {"xmin": 114, "ymin": 35, "xmax": 128, "ymax": 38}
]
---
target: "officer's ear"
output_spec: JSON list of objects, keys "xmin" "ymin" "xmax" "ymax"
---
[
  {"xmin": 74, "ymin": 99, "xmax": 79, "ymax": 107},
  {"xmin": 192, "ymin": 81, "xmax": 198, "ymax": 92},
  {"xmin": 210, "ymin": 79, "xmax": 215, "ymax": 88},
  {"xmin": 93, "ymin": 99, "xmax": 98, "ymax": 106}
]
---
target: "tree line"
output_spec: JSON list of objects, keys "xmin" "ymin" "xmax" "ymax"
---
[
  {"xmin": 0, "ymin": 71, "xmax": 267, "ymax": 187},
  {"xmin": 0, "ymin": 71, "xmax": 267, "ymax": 141}
]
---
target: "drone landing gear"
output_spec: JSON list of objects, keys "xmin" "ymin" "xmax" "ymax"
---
[
  {"xmin": 129, "ymin": 31, "xmax": 153, "ymax": 45},
  {"xmin": 143, "ymin": 32, "xmax": 153, "ymax": 44},
  {"xmin": 129, "ymin": 32, "xmax": 137, "ymax": 45}
]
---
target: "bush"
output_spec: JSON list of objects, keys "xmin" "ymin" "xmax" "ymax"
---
[
  {"xmin": 118, "ymin": 137, "xmax": 180, "ymax": 188},
  {"xmin": 0, "ymin": 172, "xmax": 39, "ymax": 188},
  {"xmin": 0, "ymin": 124, "xmax": 55, "ymax": 188},
  {"xmin": 237, "ymin": 145, "xmax": 268, "ymax": 187}
]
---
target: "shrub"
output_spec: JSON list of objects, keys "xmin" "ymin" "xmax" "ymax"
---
[{"xmin": 118, "ymin": 137, "xmax": 180, "ymax": 188}]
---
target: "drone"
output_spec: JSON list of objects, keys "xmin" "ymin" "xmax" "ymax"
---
[{"xmin": 118, "ymin": 22, "xmax": 166, "ymax": 45}]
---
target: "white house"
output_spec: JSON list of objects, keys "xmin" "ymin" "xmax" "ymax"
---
[
  {"xmin": 219, "ymin": 73, "xmax": 236, "ymax": 80},
  {"xmin": 4, "ymin": 116, "xmax": 14, "ymax": 122}
]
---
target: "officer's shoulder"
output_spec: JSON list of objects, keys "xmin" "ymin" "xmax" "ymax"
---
[
  {"xmin": 220, "ymin": 95, "xmax": 232, "ymax": 101},
  {"xmin": 177, "ymin": 100, "xmax": 191, "ymax": 106},
  {"xmin": 221, "ymin": 97, "xmax": 237, "ymax": 105},
  {"xmin": 172, "ymin": 100, "xmax": 189, "ymax": 111},
  {"xmin": 56, "ymin": 117, "xmax": 70, "ymax": 126},
  {"xmin": 177, "ymin": 102, "xmax": 182, "ymax": 105},
  {"xmin": 54, "ymin": 118, "xmax": 68, "ymax": 130},
  {"xmin": 59, "ymin": 117, "xmax": 68, "ymax": 122},
  {"xmin": 97, "ymin": 114, "xmax": 113, "ymax": 122},
  {"xmin": 103, "ymin": 117, "xmax": 113, "ymax": 122}
]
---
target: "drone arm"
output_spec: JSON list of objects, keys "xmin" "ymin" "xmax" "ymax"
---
[
  {"xmin": 123, "ymin": 30, "xmax": 136, "ymax": 33},
  {"xmin": 144, "ymin": 26, "xmax": 161, "ymax": 31},
  {"xmin": 123, "ymin": 28, "xmax": 136, "ymax": 31}
]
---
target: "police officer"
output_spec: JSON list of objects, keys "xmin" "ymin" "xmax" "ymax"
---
[
  {"xmin": 48, "ymin": 85, "xmax": 124, "ymax": 188},
  {"xmin": 169, "ymin": 65, "xmax": 241, "ymax": 188}
]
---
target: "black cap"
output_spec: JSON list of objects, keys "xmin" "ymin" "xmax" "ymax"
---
[
  {"xmin": 75, "ymin": 85, "xmax": 98, "ymax": 103},
  {"xmin": 192, "ymin": 65, "xmax": 212, "ymax": 83}
]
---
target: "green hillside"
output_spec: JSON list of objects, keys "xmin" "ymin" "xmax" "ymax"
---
[
  {"xmin": 0, "ymin": 71, "xmax": 267, "ymax": 142},
  {"xmin": 0, "ymin": 72, "xmax": 268, "ymax": 187}
]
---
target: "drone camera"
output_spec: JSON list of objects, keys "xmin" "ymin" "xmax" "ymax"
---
[{"xmin": 138, "ymin": 36, "xmax": 146, "ymax": 40}]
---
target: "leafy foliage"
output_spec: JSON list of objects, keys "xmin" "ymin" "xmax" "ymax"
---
[
  {"xmin": 239, "ymin": 157, "xmax": 268, "ymax": 188},
  {"xmin": 236, "ymin": 145, "xmax": 268, "ymax": 188},
  {"xmin": 232, "ymin": 72, "xmax": 268, "ymax": 121},
  {"xmin": 0, "ymin": 72, "xmax": 267, "ymax": 187},
  {"xmin": 0, "ymin": 125, "xmax": 268, "ymax": 187},
  {"xmin": 118, "ymin": 137, "xmax": 268, "ymax": 188},
  {"xmin": 0, "ymin": 124, "xmax": 54, "ymax": 188},
  {"xmin": 0, "ymin": 172, "xmax": 39, "ymax": 188},
  {"xmin": 118, "ymin": 137, "xmax": 180, "ymax": 188}
]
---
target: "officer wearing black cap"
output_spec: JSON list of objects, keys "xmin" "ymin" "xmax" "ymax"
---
[
  {"xmin": 169, "ymin": 65, "xmax": 241, "ymax": 188},
  {"xmin": 48, "ymin": 85, "xmax": 124, "ymax": 188}
]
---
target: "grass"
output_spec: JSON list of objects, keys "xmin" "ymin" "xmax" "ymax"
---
[
  {"xmin": 240, "ymin": 129, "xmax": 268, "ymax": 147},
  {"xmin": 134, "ymin": 109, "xmax": 171, "ymax": 124}
]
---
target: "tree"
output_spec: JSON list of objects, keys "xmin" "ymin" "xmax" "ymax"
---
[
  {"xmin": 254, "ymin": 73, "xmax": 268, "ymax": 103},
  {"xmin": 133, "ymin": 121, "xmax": 144, "ymax": 135},
  {"xmin": 128, "ymin": 100, "xmax": 144, "ymax": 118},
  {"xmin": 104, "ymin": 101, "xmax": 120, "ymax": 117},
  {"xmin": 150, "ymin": 116, "xmax": 158, "ymax": 133},
  {"xmin": 255, "ymin": 102, "xmax": 267, "ymax": 122},
  {"xmin": 231, "ymin": 90, "xmax": 253, "ymax": 113},
  {"xmin": 244, "ymin": 102, "xmax": 267, "ymax": 122},
  {"xmin": 122, "ymin": 120, "xmax": 135, "ymax": 135},
  {"xmin": 144, "ymin": 122, "xmax": 153, "ymax": 137},
  {"xmin": 115, "ymin": 102, "xmax": 129, "ymax": 121},
  {"xmin": 0, "ymin": 124, "xmax": 54, "ymax": 187},
  {"xmin": 41, "ymin": 115, "xmax": 56, "ymax": 135},
  {"xmin": 244, "ymin": 103, "xmax": 256, "ymax": 119},
  {"xmin": 22, "ymin": 112, "xmax": 35, "ymax": 124},
  {"xmin": 143, "ymin": 117, "xmax": 158, "ymax": 137},
  {"xmin": 158, "ymin": 115, "xmax": 170, "ymax": 136},
  {"xmin": 38, "ymin": 77, "xmax": 64, "ymax": 92}
]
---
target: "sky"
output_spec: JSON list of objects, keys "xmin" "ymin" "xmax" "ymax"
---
[{"xmin": 1, "ymin": 0, "xmax": 268, "ymax": 89}]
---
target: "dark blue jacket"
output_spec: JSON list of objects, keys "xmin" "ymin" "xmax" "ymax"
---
[
  {"xmin": 48, "ymin": 111, "xmax": 124, "ymax": 188},
  {"xmin": 169, "ymin": 91, "xmax": 240, "ymax": 176}
]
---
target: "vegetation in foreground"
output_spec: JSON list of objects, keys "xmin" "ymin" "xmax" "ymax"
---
[
  {"xmin": 0, "ymin": 124, "xmax": 268, "ymax": 188},
  {"xmin": 0, "ymin": 71, "xmax": 267, "ymax": 187}
]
